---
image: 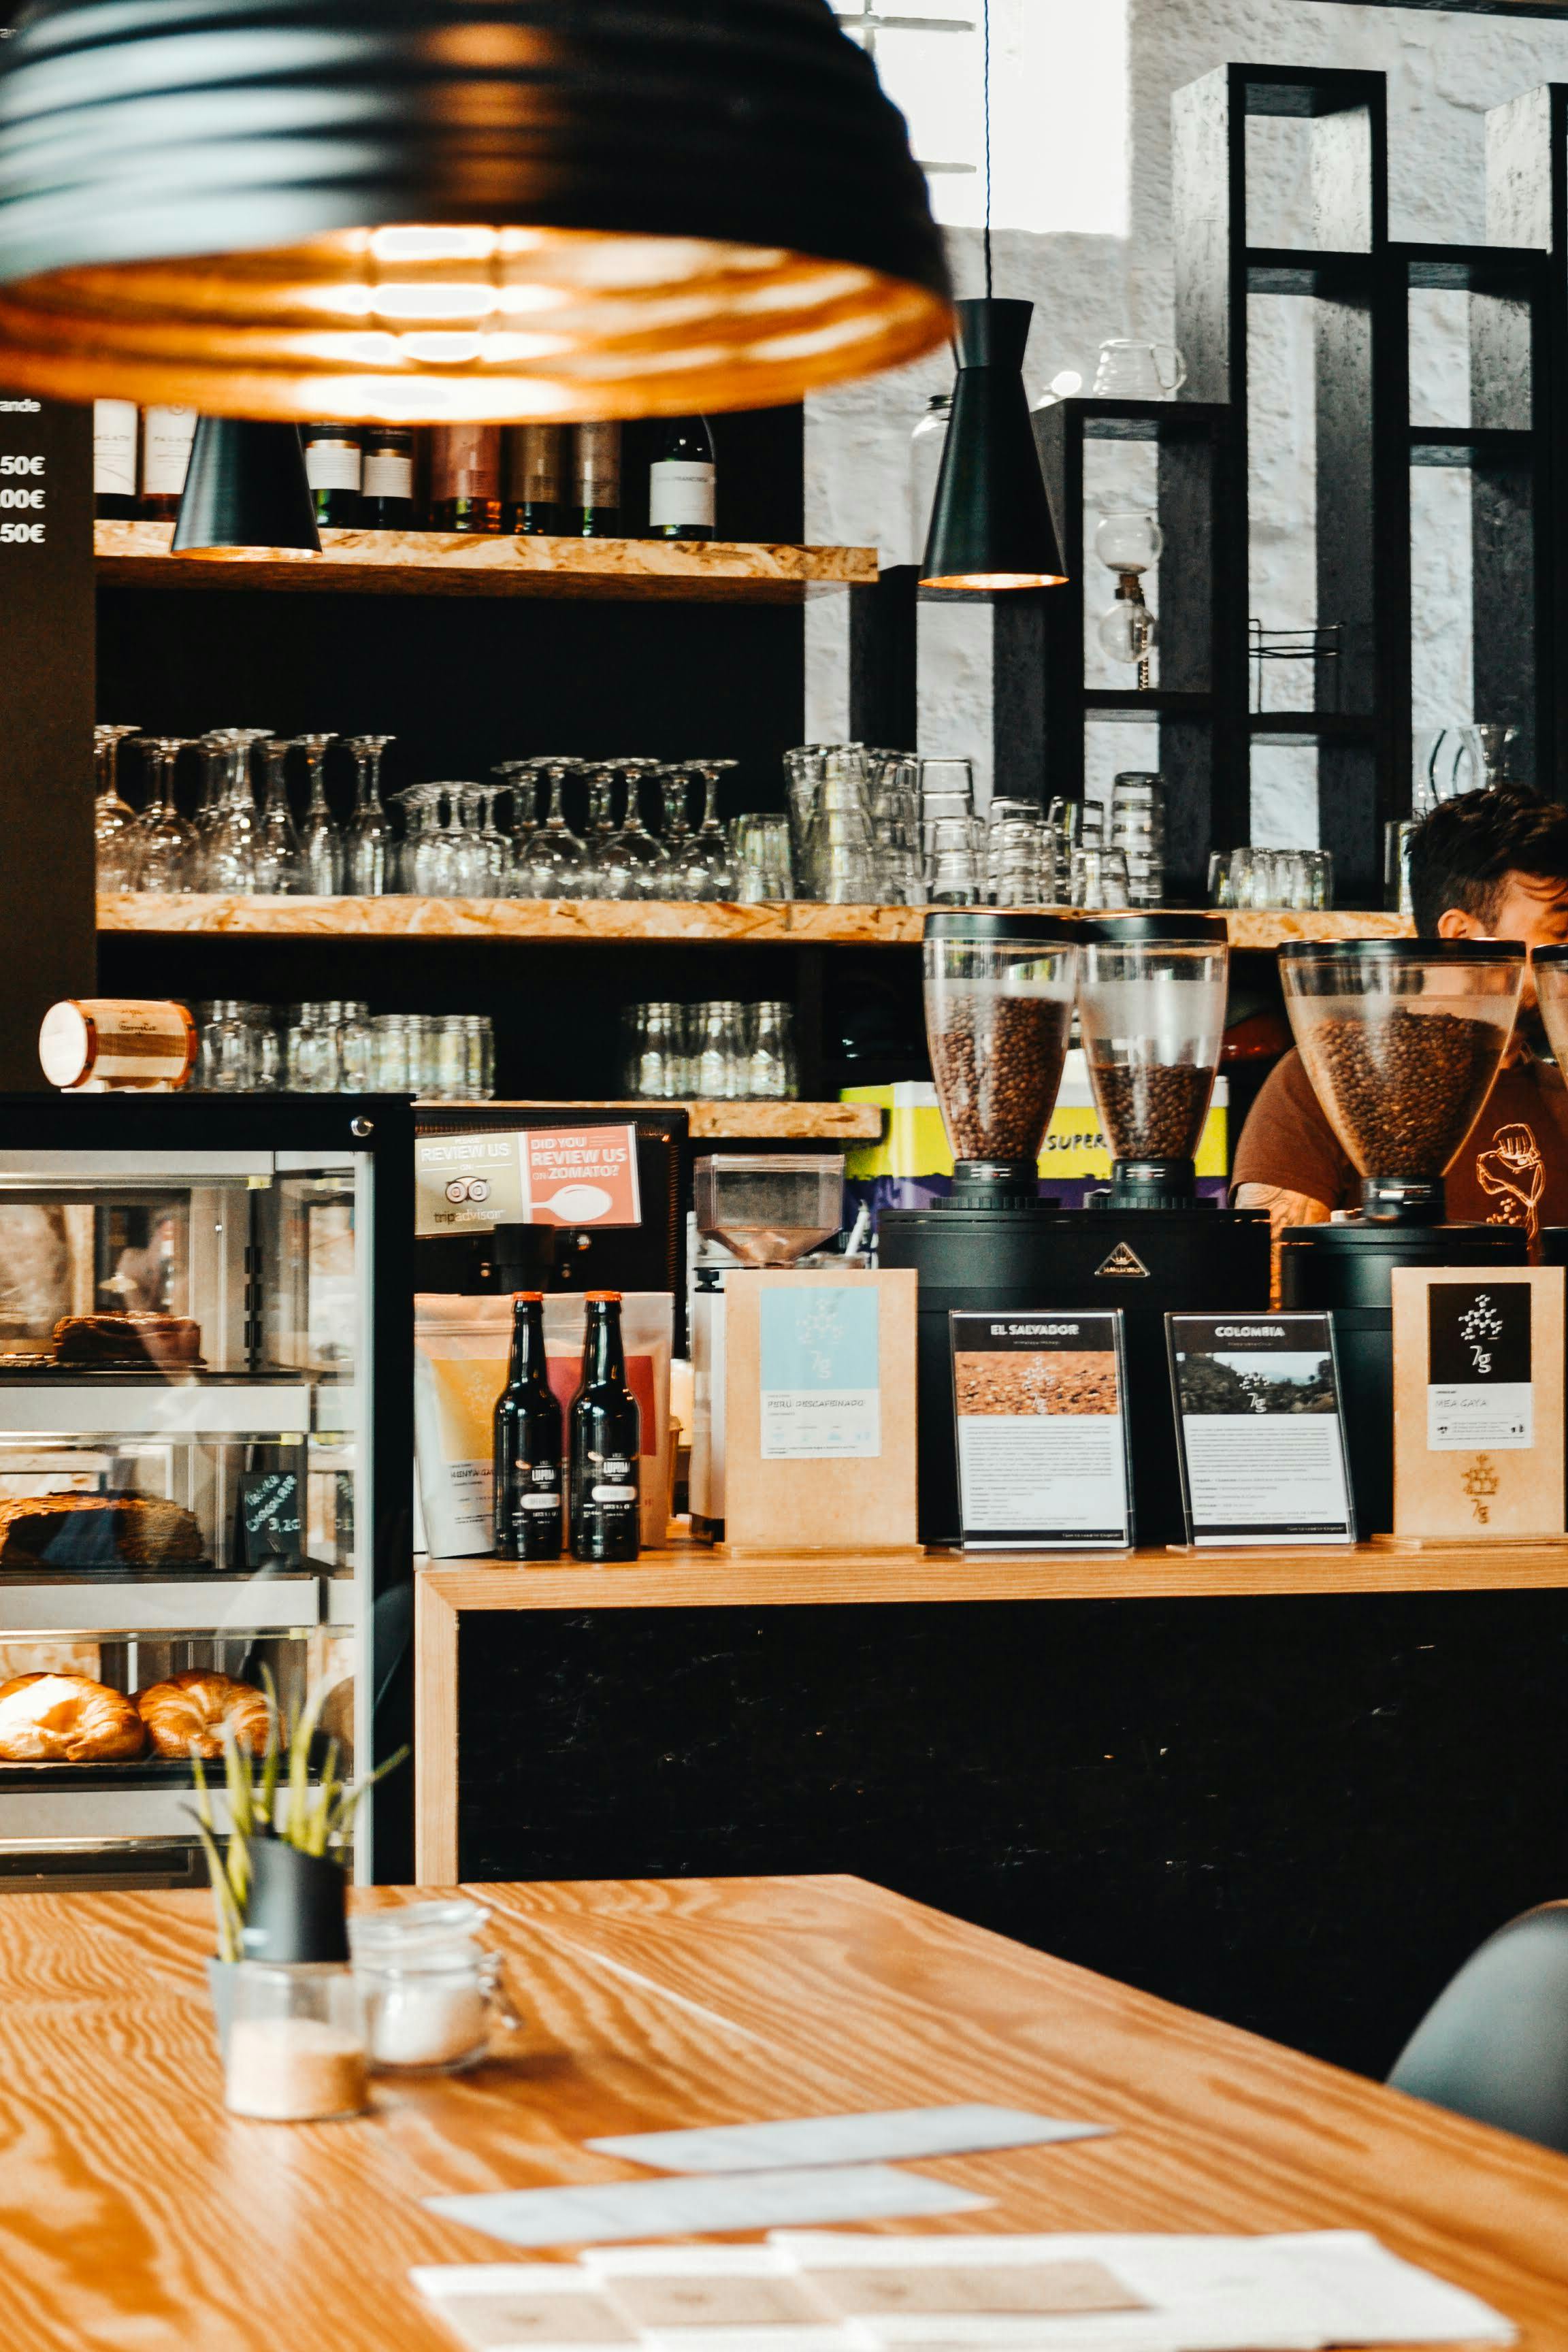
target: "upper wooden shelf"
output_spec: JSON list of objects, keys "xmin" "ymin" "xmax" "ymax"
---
[
  {"xmin": 97, "ymin": 894, "xmax": 1414, "ymax": 948},
  {"xmin": 478, "ymin": 1097, "xmax": 881, "ymax": 1140},
  {"xmin": 94, "ymin": 521, "xmax": 876, "ymax": 604}
]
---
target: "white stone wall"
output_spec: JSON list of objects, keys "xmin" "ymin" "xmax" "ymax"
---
[{"xmin": 805, "ymin": 0, "xmax": 1568, "ymax": 840}]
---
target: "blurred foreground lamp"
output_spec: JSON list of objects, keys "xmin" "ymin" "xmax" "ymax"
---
[
  {"xmin": 0, "ymin": 1, "xmax": 952, "ymax": 423},
  {"xmin": 172, "ymin": 420, "xmax": 321, "ymax": 557},
  {"xmin": 919, "ymin": 297, "xmax": 1066, "ymax": 591}
]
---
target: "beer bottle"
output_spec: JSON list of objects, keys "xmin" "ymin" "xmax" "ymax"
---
[
  {"xmin": 492, "ymin": 1292, "xmax": 563, "ymax": 1561},
  {"xmin": 568, "ymin": 1292, "xmax": 642, "ymax": 1562}
]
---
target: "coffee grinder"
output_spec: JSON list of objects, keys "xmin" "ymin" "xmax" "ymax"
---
[
  {"xmin": 879, "ymin": 912, "xmax": 1270, "ymax": 1545},
  {"xmin": 1277, "ymin": 938, "xmax": 1529, "ymax": 1534}
]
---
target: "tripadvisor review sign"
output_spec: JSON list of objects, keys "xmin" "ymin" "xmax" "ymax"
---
[{"xmin": 416, "ymin": 1125, "xmax": 642, "ymax": 1236}]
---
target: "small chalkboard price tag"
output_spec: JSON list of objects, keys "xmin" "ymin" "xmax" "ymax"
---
[{"xmin": 241, "ymin": 1469, "xmax": 304, "ymax": 1565}]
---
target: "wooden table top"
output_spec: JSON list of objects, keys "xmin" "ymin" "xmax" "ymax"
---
[{"xmin": 1, "ymin": 1875, "xmax": 1563, "ymax": 2351}]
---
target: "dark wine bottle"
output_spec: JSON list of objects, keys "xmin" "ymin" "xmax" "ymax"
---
[
  {"xmin": 301, "ymin": 423, "xmax": 364, "ymax": 526},
  {"xmin": 647, "ymin": 414, "xmax": 715, "ymax": 540},
  {"xmin": 361, "ymin": 425, "xmax": 416, "ymax": 527},
  {"xmin": 429, "ymin": 425, "xmax": 503, "ymax": 533},
  {"xmin": 572, "ymin": 421, "xmax": 621, "ymax": 538},
  {"xmin": 493, "ymin": 1291, "xmax": 564, "ymax": 1562},
  {"xmin": 568, "ymin": 1292, "xmax": 642, "ymax": 1563},
  {"xmin": 505, "ymin": 423, "xmax": 566, "ymax": 536}
]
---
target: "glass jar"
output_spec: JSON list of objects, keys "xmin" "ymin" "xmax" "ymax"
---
[
  {"xmin": 464, "ymin": 1014, "xmax": 495, "ymax": 1100},
  {"xmin": 746, "ymin": 1002, "xmax": 796, "ymax": 1101},
  {"xmin": 371, "ymin": 1013, "xmax": 414, "ymax": 1093},
  {"xmin": 224, "ymin": 1961, "xmax": 370, "ymax": 2120},
  {"xmin": 338, "ymin": 1003, "xmax": 374, "ymax": 1092},
  {"xmin": 696, "ymin": 1000, "xmax": 747, "ymax": 1100},
  {"xmin": 350, "ymin": 1898, "xmax": 517, "ymax": 2076}
]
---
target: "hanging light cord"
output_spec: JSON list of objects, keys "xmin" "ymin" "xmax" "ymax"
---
[{"xmin": 981, "ymin": 0, "xmax": 993, "ymax": 297}]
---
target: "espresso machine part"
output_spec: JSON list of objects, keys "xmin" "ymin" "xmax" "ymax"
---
[
  {"xmin": 923, "ymin": 911, "xmax": 1080, "ymax": 1207},
  {"xmin": 1076, "ymin": 913, "xmax": 1229, "ymax": 1209},
  {"xmin": 1278, "ymin": 938, "xmax": 1524, "ymax": 1224},
  {"xmin": 881, "ymin": 910, "xmax": 1267, "ymax": 1548},
  {"xmin": 1277, "ymin": 938, "xmax": 1530, "ymax": 1535}
]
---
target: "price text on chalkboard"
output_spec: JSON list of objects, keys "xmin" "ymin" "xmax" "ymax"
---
[{"xmin": 242, "ymin": 1470, "xmax": 304, "ymax": 1564}]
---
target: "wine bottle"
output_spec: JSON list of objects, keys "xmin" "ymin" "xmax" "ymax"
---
[
  {"xmin": 572, "ymin": 421, "xmax": 621, "ymax": 538},
  {"xmin": 648, "ymin": 414, "xmax": 715, "ymax": 541},
  {"xmin": 493, "ymin": 1292, "xmax": 564, "ymax": 1562},
  {"xmin": 93, "ymin": 401, "xmax": 139, "ymax": 520},
  {"xmin": 361, "ymin": 425, "xmax": 417, "ymax": 528},
  {"xmin": 504, "ymin": 424, "xmax": 566, "ymax": 536},
  {"xmin": 301, "ymin": 423, "xmax": 363, "ymax": 526},
  {"xmin": 139, "ymin": 405, "xmax": 197, "ymax": 520},
  {"xmin": 429, "ymin": 425, "xmax": 502, "ymax": 533},
  {"xmin": 568, "ymin": 1292, "xmax": 641, "ymax": 1563}
]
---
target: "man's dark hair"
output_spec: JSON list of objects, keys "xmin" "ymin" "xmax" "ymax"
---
[{"xmin": 1407, "ymin": 786, "xmax": 1568, "ymax": 936}]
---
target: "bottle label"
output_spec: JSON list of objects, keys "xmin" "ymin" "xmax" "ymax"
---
[
  {"xmin": 521, "ymin": 1492, "xmax": 562, "ymax": 1512},
  {"xmin": 93, "ymin": 401, "xmax": 137, "ymax": 497},
  {"xmin": 363, "ymin": 450, "xmax": 414, "ymax": 500},
  {"xmin": 591, "ymin": 1485, "xmax": 638, "ymax": 1503},
  {"xmin": 649, "ymin": 460, "xmax": 716, "ymax": 530},
  {"xmin": 306, "ymin": 438, "xmax": 362, "ymax": 492},
  {"xmin": 141, "ymin": 406, "xmax": 197, "ymax": 497}
]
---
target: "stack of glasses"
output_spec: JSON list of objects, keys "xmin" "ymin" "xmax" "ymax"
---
[
  {"xmin": 1207, "ymin": 847, "xmax": 1333, "ymax": 911},
  {"xmin": 190, "ymin": 1002, "xmax": 496, "ymax": 1097},
  {"xmin": 622, "ymin": 1002, "xmax": 798, "ymax": 1101},
  {"xmin": 1109, "ymin": 772, "xmax": 1164, "ymax": 907}
]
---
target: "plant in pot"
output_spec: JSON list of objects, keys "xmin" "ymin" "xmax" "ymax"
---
[{"xmin": 189, "ymin": 1678, "xmax": 405, "ymax": 2048}]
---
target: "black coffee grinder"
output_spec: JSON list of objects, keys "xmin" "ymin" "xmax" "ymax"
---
[
  {"xmin": 1276, "ymin": 938, "xmax": 1529, "ymax": 1535},
  {"xmin": 879, "ymin": 912, "xmax": 1269, "ymax": 1545}
]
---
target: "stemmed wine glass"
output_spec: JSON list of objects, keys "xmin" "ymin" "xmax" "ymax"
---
[
  {"xmin": 517, "ymin": 758, "xmax": 589, "ymax": 898},
  {"xmin": 94, "ymin": 722, "xmax": 142, "ymax": 889},
  {"xmin": 344, "ymin": 734, "xmax": 395, "ymax": 894},
  {"xmin": 493, "ymin": 760, "xmax": 540, "ymax": 866},
  {"xmin": 206, "ymin": 727, "xmax": 273, "ymax": 892},
  {"xmin": 578, "ymin": 760, "xmax": 621, "ymax": 898},
  {"xmin": 296, "ymin": 732, "xmax": 342, "ymax": 892},
  {"xmin": 255, "ymin": 739, "xmax": 308, "ymax": 894},
  {"xmin": 599, "ymin": 757, "xmax": 669, "ymax": 900},
  {"xmin": 129, "ymin": 737, "xmax": 201, "ymax": 892},
  {"xmin": 466, "ymin": 784, "xmax": 512, "ymax": 896},
  {"xmin": 671, "ymin": 759, "xmax": 740, "ymax": 900}
]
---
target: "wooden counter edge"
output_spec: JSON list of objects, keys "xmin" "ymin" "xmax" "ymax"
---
[{"xmin": 420, "ymin": 1539, "xmax": 1568, "ymax": 1610}]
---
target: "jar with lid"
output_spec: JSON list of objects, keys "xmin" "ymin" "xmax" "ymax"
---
[{"xmin": 350, "ymin": 1898, "xmax": 518, "ymax": 2074}]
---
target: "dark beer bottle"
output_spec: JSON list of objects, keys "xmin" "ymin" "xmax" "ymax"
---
[
  {"xmin": 568, "ymin": 1292, "xmax": 642, "ymax": 1562},
  {"xmin": 493, "ymin": 1292, "xmax": 563, "ymax": 1561}
]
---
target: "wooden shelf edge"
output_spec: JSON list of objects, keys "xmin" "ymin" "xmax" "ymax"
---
[
  {"xmin": 95, "ymin": 520, "xmax": 877, "ymax": 602},
  {"xmin": 97, "ymin": 895, "xmax": 1415, "ymax": 949},
  {"xmin": 473, "ymin": 1098, "xmax": 883, "ymax": 1139}
]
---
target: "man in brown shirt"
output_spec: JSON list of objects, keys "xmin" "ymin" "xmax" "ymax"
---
[{"xmin": 1232, "ymin": 787, "xmax": 1568, "ymax": 1256}]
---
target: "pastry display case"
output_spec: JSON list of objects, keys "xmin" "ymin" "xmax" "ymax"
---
[{"xmin": 0, "ymin": 1094, "xmax": 414, "ymax": 1889}]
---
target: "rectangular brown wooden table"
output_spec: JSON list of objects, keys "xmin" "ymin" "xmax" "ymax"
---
[{"xmin": 0, "ymin": 1876, "xmax": 1564, "ymax": 2351}]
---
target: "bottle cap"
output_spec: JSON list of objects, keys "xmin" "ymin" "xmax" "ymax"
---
[
  {"xmin": 584, "ymin": 1290, "xmax": 623, "ymax": 1304},
  {"xmin": 511, "ymin": 1291, "xmax": 545, "ymax": 1304}
]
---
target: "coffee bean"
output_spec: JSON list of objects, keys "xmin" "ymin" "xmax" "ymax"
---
[
  {"xmin": 932, "ymin": 996, "xmax": 1071, "ymax": 1160},
  {"xmin": 1301, "ymin": 1005, "xmax": 1503, "ymax": 1177},
  {"xmin": 1088, "ymin": 1060, "xmax": 1213, "ymax": 1161}
]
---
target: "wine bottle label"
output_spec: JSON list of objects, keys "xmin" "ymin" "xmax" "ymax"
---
[
  {"xmin": 431, "ymin": 425, "xmax": 502, "ymax": 501},
  {"xmin": 649, "ymin": 460, "xmax": 716, "ymax": 530},
  {"xmin": 141, "ymin": 406, "xmax": 197, "ymax": 497},
  {"xmin": 591, "ymin": 1484, "xmax": 638, "ymax": 1503},
  {"xmin": 363, "ymin": 449, "xmax": 414, "ymax": 499},
  {"xmin": 305, "ymin": 437, "xmax": 362, "ymax": 492},
  {"xmin": 521, "ymin": 1492, "xmax": 562, "ymax": 1511},
  {"xmin": 93, "ymin": 401, "xmax": 137, "ymax": 497}
]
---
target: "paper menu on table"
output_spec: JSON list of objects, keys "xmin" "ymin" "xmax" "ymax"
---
[
  {"xmin": 582, "ymin": 2247, "xmax": 846, "ymax": 2345},
  {"xmin": 410, "ymin": 2264, "xmax": 638, "ymax": 2351},
  {"xmin": 424, "ymin": 2165, "xmax": 986, "ymax": 2251},
  {"xmin": 586, "ymin": 2106, "xmax": 1108, "ymax": 2176}
]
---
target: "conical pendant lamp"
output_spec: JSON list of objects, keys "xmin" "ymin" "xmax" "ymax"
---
[
  {"xmin": 920, "ymin": 298, "xmax": 1066, "ymax": 590},
  {"xmin": 0, "ymin": 1, "xmax": 952, "ymax": 424},
  {"xmin": 918, "ymin": 0, "xmax": 1065, "ymax": 594},
  {"xmin": 172, "ymin": 419, "xmax": 322, "ymax": 557}
]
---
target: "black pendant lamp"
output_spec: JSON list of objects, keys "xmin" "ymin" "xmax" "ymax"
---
[
  {"xmin": 0, "ymin": 1, "xmax": 953, "ymax": 424},
  {"xmin": 172, "ymin": 419, "xmax": 322, "ymax": 557},
  {"xmin": 919, "ymin": 2, "xmax": 1065, "ymax": 593}
]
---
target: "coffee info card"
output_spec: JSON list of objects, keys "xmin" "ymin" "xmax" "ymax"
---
[
  {"xmin": 587, "ymin": 2106, "xmax": 1107, "ymax": 2176},
  {"xmin": 1391, "ymin": 1266, "xmax": 1565, "ymax": 1539},
  {"xmin": 424, "ymin": 2166, "xmax": 985, "ymax": 2251},
  {"xmin": 949, "ymin": 1312, "xmax": 1133, "ymax": 1548},
  {"xmin": 1166, "ymin": 1313, "xmax": 1355, "ymax": 1546}
]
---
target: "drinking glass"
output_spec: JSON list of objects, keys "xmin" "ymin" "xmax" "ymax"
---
[
  {"xmin": 297, "ymin": 734, "xmax": 342, "ymax": 893},
  {"xmin": 371, "ymin": 1013, "xmax": 415, "ymax": 1092},
  {"xmin": 493, "ymin": 760, "xmax": 539, "ymax": 862},
  {"xmin": 657, "ymin": 765, "xmax": 696, "ymax": 858},
  {"xmin": 223, "ymin": 1962, "xmax": 368, "ymax": 2122},
  {"xmin": 193, "ymin": 730, "xmax": 233, "ymax": 871},
  {"xmin": 783, "ymin": 745, "xmax": 827, "ymax": 896},
  {"xmin": 694, "ymin": 1001, "xmax": 747, "ymax": 1099},
  {"xmin": 579, "ymin": 761, "xmax": 621, "ymax": 898},
  {"xmin": 1092, "ymin": 339, "xmax": 1186, "ymax": 398},
  {"xmin": 599, "ymin": 759, "xmax": 670, "ymax": 900},
  {"xmin": 734, "ymin": 813, "xmax": 794, "ymax": 902},
  {"xmin": 466, "ymin": 785, "xmax": 512, "ymax": 896},
  {"xmin": 203, "ymin": 1000, "xmax": 257, "ymax": 1090},
  {"xmin": 625, "ymin": 1002, "xmax": 683, "ymax": 1098},
  {"xmin": 670, "ymin": 760, "xmax": 738, "ymax": 900},
  {"xmin": 95, "ymin": 722, "xmax": 142, "ymax": 889},
  {"xmin": 463, "ymin": 1015, "xmax": 496, "ymax": 1100},
  {"xmin": 746, "ymin": 1002, "xmax": 797, "ymax": 1100},
  {"xmin": 344, "ymin": 735, "xmax": 395, "ymax": 895},
  {"xmin": 129, "ymin": 738, "xmax": 201, "ymax": 892},
  {"xmin": 339, "ymin": 1002, "xmax": 374, "ymax": 1090},
  {"xmin": 204, "ymin": 728, "xmax": 272, "ymax": 894},
  {"xmin": 253, "ymin": 739, "xmax": 308, "ymax": 894},
  {"xmin": 519, "ymin": 760, "xmax": 590, "ymax": 898},
  {"xmin": 1069, "ymin": 845, "xmax": 1131, "ymax": 909}
]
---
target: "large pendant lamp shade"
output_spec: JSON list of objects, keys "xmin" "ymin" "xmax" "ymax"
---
[
  {"xmin": 921, "ymin": 299, "xmax": 1066, "ymax": 591},
  {"xmin": 0, "ymin": 1, "xmax": 953, "ymax": 423}
]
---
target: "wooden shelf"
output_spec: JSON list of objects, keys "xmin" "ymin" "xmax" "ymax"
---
[
  {"xmin": 98, "ymin": 893, "xmax": 1414, "ymax": 948},
  {"xmin": 476, "ymin": 1098, "xmax": 881, "ymax": 1140},
  {"xmin": 95, "ymin": 521, "xmax": 877, "ymax": 604}
]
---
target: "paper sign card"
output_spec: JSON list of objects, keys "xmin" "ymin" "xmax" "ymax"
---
[
  {"xmin": 949, "ymin": 1313, "xmax": 1132, "ymax": 1549},
  {"xmin": 758, "ymin": 1286, "xmax": 881, "ymax": 1462},
  {"xmin": 586, "ymin": 2104, "xmax": 1108, "ymax": 2174},
  {"xmin": 1391, "ymin": 1266, "xmax": 1564, "ymax": 1539},
  {"xmin": 1167, "ymin": 1313, "xmax": 1354, "ymax": 1546},
  {"xmin": 416, "ymin": 1126, "xmax": 640, "ymax": 1237}
]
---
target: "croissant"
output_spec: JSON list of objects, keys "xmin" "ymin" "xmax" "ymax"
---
[
  {"xmin": 134, "ymin": 1670, "xmax": 272, "ymax": 1759},
  {"xmin": 0, "ymin": 1672, "xmax": 146, "ymax": 1761}
]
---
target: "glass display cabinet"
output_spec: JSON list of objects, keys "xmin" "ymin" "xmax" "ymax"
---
[{"xmin": 0, "ymin": 1094, "xmax": 414, "ymax": 1890}]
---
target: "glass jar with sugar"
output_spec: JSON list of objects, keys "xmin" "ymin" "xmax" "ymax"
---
[{"xmin": 350, "ymin": 1899, "xmax": 517, "ymax": 2075}]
